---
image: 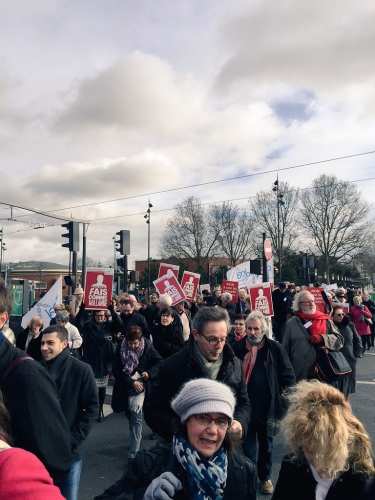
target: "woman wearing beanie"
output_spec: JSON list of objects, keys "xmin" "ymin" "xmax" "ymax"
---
[{"xmin": 95, "ymin": 378, "xmax": 257, "ymax": 500}]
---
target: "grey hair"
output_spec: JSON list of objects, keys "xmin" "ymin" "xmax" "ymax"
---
[
  {"xmin": 55, "ymin": 310, "xmax": 70, "ymax": 323},
  {"xmin": 192, "ymin": 306, "xmax": 231, "ymax": 334},
  {"xmin": 221, "ymin": 292, "xmax": 232, "ymax": 303},
  {"xmin": 245, "ymin": 310, "xmax": 268, "ymax": 334},
  {"xmin": 158, "ymin": 293, "xmax": 172, "ymax": 307},
  {"xmin": 292, "ymin": 290, "xmax": 312, "ymax": 313}
]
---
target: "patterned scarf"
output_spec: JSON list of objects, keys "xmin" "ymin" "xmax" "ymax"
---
[
  {"xmin": 120, "ymin": 337, "xmax": 145, "ymax": 374},
  {"xmin": 173, "ymin": 433, "xmax": 227, "ymax": 500},
  {"xmin": 242, "ymin": 337, "xmax": 266, "ymax": 384},
  {"xmin": 297, "ymin": 311, "xmax": 332, "ymax": 336}
]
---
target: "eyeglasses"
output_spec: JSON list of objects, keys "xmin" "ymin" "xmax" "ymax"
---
[
  {"xmin": 337, "ymin": 296, "xmax": 344, "ymax": 299},
  {"xmin": 55, "ymin": 309, "xmax": 62, "ymax": 312},
  {"xmin": 335, "ymin": 313, "xmax": 345, "ymax": 317},
  {"xmin": 199, "ymin": 331, "xmax": 227, "ymax": 345},
  {"xmin": 300, "ymin": 300, "xmax": 315, "ymax": 305},
  {"xmin": 193, "ymin": 414, "xmax": 230, "ymax": 430}
]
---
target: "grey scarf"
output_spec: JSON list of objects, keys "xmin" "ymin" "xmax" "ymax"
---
[{"xmin": 192, "ymin": 341, "xmax": 223, "ymax": 380}]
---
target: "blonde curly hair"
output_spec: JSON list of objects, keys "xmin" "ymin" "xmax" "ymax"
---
[{"xmin": 281, "ymin": 380, "xmax": 375, "ymax": 479}]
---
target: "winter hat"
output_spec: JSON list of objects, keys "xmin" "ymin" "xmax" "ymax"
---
[
  {"xmin": 171, "ymin": 379, "xmax": 236, "ymax": 423},
  {"xmin": 74, "ymin": 287, "xmax": 84, "ymax": 295}
]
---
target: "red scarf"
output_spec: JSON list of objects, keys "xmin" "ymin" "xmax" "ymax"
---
[
  {"xmin": 243, "ymin": 337, "xmax": 266, "ymax": 384},
  {"xmin": 297, "ymin": 310, "xmax": 332, "ymax": 336}
]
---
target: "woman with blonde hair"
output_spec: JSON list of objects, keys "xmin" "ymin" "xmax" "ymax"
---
[
  {"xmin": 273, "ymin": 380, "xmax": 375, "ymax": 499},
  {"xmin": 15, "ymin": 316, "xmax": 44, "ymax": 361}
]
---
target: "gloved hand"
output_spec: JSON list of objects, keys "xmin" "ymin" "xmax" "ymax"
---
[
  {"xmin": 308, "ymin": 335, "xmax": 323, "ymax": 345},
  {"xmin": 143, "ymin": 472, "xmax": 182, "ymax": 500},
  {"xmin": 107, "ymin": 303, "xmax": 115, "ymax": 312}
]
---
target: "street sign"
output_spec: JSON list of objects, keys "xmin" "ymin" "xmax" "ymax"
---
[{"xmin": 264, "ymin": 238, "xmax": 272, "ymax": 261}]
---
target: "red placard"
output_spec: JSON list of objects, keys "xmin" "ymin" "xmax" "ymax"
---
[
  {"xmin": 158, "ymin": 263, "xmax": 179, "ymax": 279},
  {"xmin": 181, "ymin": 271, "xmax": 200, "ymax": 300},
  {"xmin": 264, "ymin": 239, "xmax": 272, "ymax": 261},
  {"xmin": 153, "ymin": 274, "xmax": 187, "ymax": 306},
  {"xmin": 249, "ymin": 283, "xmax": 274, "ymax": 317},
  {"xmin": 221, "ymin": 280, "xmax": 239, "ymax": 304},
  {"xmin": 84, "ymin": 268, "xmax": 114, "ymax": 310},
  {"xmin": 307, "ymin": 287, "xmax": 326, "ymax": 313}
]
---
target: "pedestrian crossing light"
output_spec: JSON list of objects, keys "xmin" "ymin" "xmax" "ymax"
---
[
  {"xmin": 61, "ymin": 222, "xmax": 80, "ymax": 252},
  {"xmin": 115, "ymin": 230, "xmax": 130, "ymax": 256}
]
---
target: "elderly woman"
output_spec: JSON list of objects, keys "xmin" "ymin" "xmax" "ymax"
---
[
  {"xmin": 16, "ymin": 316, "xmax": 44, "ymax": 361},
  {"xmin": 350, "ymin": 296, "xmax": 372, "ymax": 354},
  {"xmin": 111, "ymin": 326, "xmax": 163, "ymax": 462},
  {"xmin": 150, "ymin": 306, "xmax": 184, "ymax": 359},
  {"xmin": 95, "ymin": 379, "xmax": 257, "ymax": 500},
  {"xmin": 362, "ymin": 293, "xmax": 375, "ymax": 348},
  {"xmin": 282, "ymin": 290, "xmax": 343, "ymax": 382},
  {"xmin": 273, "ymin": 380, "xmax": 375, "ymax": 499},
  {"xmin": 55, "ymin": 310, "xmax": 83, "ymax": 356},
  {"xmin": 0, "ymin": 391, "xmax": 65, "ymax": 499},
  {"xmin": 331, "ymin": 305, "xmax": 363, "ymax": 400}
]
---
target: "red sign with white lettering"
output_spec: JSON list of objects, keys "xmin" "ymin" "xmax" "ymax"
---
[
  {"xmin": 221, "ymin": 280, "xmax": 239, "ymax": 304},
  {"xmin": 307, "ymin": 287, "xmax": 326, "ymax": 313},
  {"xmin": 249, "ymin": 283, "xmax": 274, "ymax": 317},
  {"xmin": 84, "ymin": 268, "xmax": 114, "ymax": 310},
  {"xmin": 180, "ymin": 271, "xmax": 200, "ymax": 301},
  {"xmin": 153, "ymin": 274, "xmax": 187, "ymax": 306},
  {"xmin": 158, "ymin": 263, "xmax": 179, "ymax": 280}
]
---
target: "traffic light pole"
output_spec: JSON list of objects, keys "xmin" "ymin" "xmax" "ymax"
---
[
  {"xmin": 123, "ymin": 256, "xmax": 128, "ymax": 293},
  {"xmin": 72, "ymin": 251, "xmax": 78, "ymax": 292},
  {"xmin": 82, "ymin": 223, "xmax": 87, "ymax": 289}
]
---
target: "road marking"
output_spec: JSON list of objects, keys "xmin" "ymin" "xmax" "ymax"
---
[
  {"xmin": 103, "ymin": 403, "xmax": 113, "ymax": 417},
  {"xmin": 357, "ymin": 381, "xmax": 375, "ymax": 385}
]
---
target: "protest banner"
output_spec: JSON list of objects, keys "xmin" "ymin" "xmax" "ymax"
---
[
  {"xmin": 21, "ymin": 276, "xmax": 62, "ymax": 328},
  {"xmin": 84, "ymin": 268, "xmax": 114, "ymax": 310},
  {"xmin": 226, "ymin": 261, "xmax": 262, "ymax": 289},
  {"xmin": 153, "ymin": 274, "xmax": 187, "ymax": 306},
  {"xmin": 221, "ymin": 280, "xmax": 239, "ymax": 304},
  {"xmin": 249, "ymin": 282, "xmax": 274, "ymax": 317},
  {"xmin": 181, "ymin": 271, "xmax": 200, "ymax": 300},
  {"xmin": 307, "ymin": 287, "xmax": 326, "ymax": 313},
  {"xmin": 158, "ymin": 263, "xmax": 179, "ymax": 279}
]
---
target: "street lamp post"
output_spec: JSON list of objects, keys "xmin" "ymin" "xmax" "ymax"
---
[
  {"xmin": 273, "ymin": 177, "xmax": 285, "ymax": 283},
  {"xmin": 144, "ymin": 200, "xmax": 153, "ymax": 298}
]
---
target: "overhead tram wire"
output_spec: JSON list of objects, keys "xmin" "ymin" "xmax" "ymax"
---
[{"xmin": 12, "ymin": 149, "xmax": 375, "ymax": 219}]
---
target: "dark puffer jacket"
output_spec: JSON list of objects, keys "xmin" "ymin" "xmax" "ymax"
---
[
  {"xmin": 150, "ymin": 322, "xmax": 184, "ymax": 359},
  {"xmin": 94, "ymin": 443, "xmax": 257, "ymax": 500},
  {"xmin": 144, "ymin": 336, "xmax": 251, "ymax": 441}
]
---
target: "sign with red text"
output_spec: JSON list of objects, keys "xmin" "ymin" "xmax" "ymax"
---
[
  {"xmin": 221, "ymin": 280, "xmax": 239, "ymax": 304},
  {"xmin": 158, "ymin": 263, "xmax": 180, "ymax": 280},
  {"xmin": 153, "ymin": 274, "xmax": 187, "ymax": 306},
  {"xmin": 249, "ymin": 283, "xmax": 274, "ymax": 317},
  {"xmin": 307, "ymin": 287, "xmax": 326, "ymax": 313},
  {"xmin": 181, "ymin": 271, "xmax": 200, "ymax": 300},
  {"xmin": 84, "ymin": 268, "xmax": 114, "ymax": 310}
]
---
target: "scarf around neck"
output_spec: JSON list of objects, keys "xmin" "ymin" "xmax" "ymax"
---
[
  {"xmin": 242, "ymin": 337, "xmax": 266, "ymax": 384},
  {"xmin": 297, "ymin": 310, "xmax": 332, "ymax": 336},
  {"xmin": 173, "ymin": 433, "xmax": 227, "ymax": 500},
  {"xmin": 192, "ymin": 340, "xmax": 223, "ymax": 380},
  {"xmin": 120, "ymin": 337, "xmax": 145, "ymax": 375}
]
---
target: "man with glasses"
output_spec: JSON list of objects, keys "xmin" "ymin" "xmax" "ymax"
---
[
  {"xmin": 282, "ymin": 290, "xmax": 343, "ymax": 382},
  {"xmin": 144, "ymin": 306, "xmax": 251, "ymax": 441}
]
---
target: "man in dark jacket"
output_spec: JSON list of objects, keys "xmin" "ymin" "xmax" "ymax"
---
[
  {"xmin": 271, "ymin": 281, "xmax": 292, "ymax": 342},
  {"xmin": 0, "ymin": 278, "xmax": 73, "ymax": 486},
  {"xmin": 232, "ymin": 310, "xmax": 295, "ymax": 495},
  {"xmin": 144, "ymin": 306, "xmax": 251, "ymax": 441},
  {"xmin": 220, "ymin": 292, "xmax": 236, "ymax": 323},
  {"xmin": 41, "ymin": 324, "xmax": 98, "ymax": 500},
  {"xmin": 118, "ymin": 299, "xmax": 150, "ymax": 337}
]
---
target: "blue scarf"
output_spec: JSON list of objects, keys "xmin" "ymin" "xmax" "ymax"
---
[{"xmin": 173, "ymin": 433, "xmax": 227, "ymax": 500}]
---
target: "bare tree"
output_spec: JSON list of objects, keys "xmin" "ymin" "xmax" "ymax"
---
[
  {"xmin": 159, "ymin": 196, "xmax": 220, "ymax": 271},
  {"xmin": 249, "ymin": 182, "xmax": 299, "ymax": 266},
  {"xmin": 209, "ymin": 201, "xmax": 255, "ymax": 266},
  {"xmin": 299, "ymin": 174, "xmax": 369, "ymax": 283}
]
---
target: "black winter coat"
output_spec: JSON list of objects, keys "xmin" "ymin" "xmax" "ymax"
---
[
  {"xmin": 94, "ymin": 442, "xmax": 257, "ymax": 500},
  {"xmin": 118, "ymin": 311, "xmax": 150, "ymax": 337},
  {"xmin": 273, "ymin": 455, "xmax": 375, "ymax": 500},
  {"xmin": 144, "ymin": 336, "xmax": 252, "ymax": 441},
  {"xmin": 232, "ymin": 337, "xmax": 295, "ymax": 436},
  {"xmin": 0, "ymin": 336, "xmax": 72, "ymax": 484},
  {"xmin": 150, "ymin": 322, "xmax": 185, "ymax": 359},
  {"xmin": 111, "ymin": 339, "xmax": 163, "ymax": 412},
  {"xmin": 15, "ymin": 328, "xmax": 43, "ymax": 361},
  {"xmin": 40, "ymin": 347, "xmax": 98, "ymax": 460},
  {"xmin": 224, "ymin": 302, "xmax": 236, "ymax": 323}
]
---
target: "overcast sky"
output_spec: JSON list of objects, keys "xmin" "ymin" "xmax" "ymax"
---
[{"xmin": 1, "ymin": 0, "xmax": 375, "ymax": 270}]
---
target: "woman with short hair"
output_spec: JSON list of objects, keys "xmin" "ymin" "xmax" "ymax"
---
[
  {"xmin": 150, "ymin": 306, "xmax": 184, "ymax": 359},
  {"xmin": 16, "ymin": 316, "xmax": 44, "ymax": 361}
]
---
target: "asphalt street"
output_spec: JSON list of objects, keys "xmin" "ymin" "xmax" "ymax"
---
[{"xmin": 79, "ymin": 352, "xmax": 375, "ymax": 499}]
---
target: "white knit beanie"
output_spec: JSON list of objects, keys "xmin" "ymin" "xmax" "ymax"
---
[{"xmin": 170, "ymin": 379, "xmax": 236, "ymax": 423}]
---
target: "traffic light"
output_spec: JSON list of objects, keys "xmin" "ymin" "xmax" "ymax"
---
[
  {"xmin": 115, "ymin": 230, "xmax": 130, "ymax": 255},
  {"xmin": 129, "ymin": 271, "xmax": 139, "ymax": 283},
  {"xmin": 250, "ymin": 259, "xmax": 262, "ymax": 275},
  {"xmin": 61, "ymin": 222, "xmax": 80, "ymax": 252}
]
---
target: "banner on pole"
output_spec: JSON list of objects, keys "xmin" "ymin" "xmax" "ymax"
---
[
  {"xmin": 181, "ymin": 271, "xmax": 200, "ymax": 300},
  {"xmin": 249, "ymin": 282, "xmax": 274, "ymax": 317},
  {"xmin": 221, "ymin": 280, "xmax": 239, "ymax": 304},
  {"xmin": 153, "ymin": 274, "xmax": 187, "ymax": 306},
  {"xmin": 21, "ymin": 276, "xmax": 62, "ymax": 328},
  {"xmin": 84, "ymin": 268, "xmax": 114, "ymax": 310},
  {"xmin": 158, "ymin": 263, "xmax": 179, "ymax": 280},
  {"xmin": 307, "ymin": 287, "xmax": 326, "ymax": 313}
]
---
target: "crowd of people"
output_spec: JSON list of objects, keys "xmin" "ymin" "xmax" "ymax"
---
[{"xmin": 0, "ymin": 277, "xmax": 375, "ymax": 499}]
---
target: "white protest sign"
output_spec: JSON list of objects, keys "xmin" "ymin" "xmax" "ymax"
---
[{"xmin": 21, "ymin": 276, "xmax": 62, "ymax": 328}]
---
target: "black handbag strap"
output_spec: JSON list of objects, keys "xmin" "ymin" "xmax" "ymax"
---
[{"xmin": 0, "ymin": 356, "xmax": 33, "ymax": 382}]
